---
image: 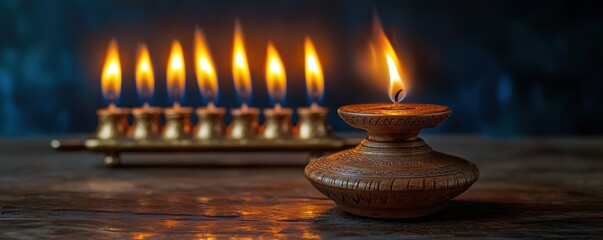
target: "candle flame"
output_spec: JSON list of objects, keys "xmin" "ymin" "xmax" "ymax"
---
[
  {"xmin": 194, "ymin": 27, "xmax": 218, "ymax": 105},
  {"xmin": 136, "ymin": 43, "xmax": 154, "ymax": 105},
  {"xmin": 101, "ymin": 38, "xmax": 121, "ymax": 104},
  {"xmin": 167, "ymin": 40, "xmax": 185, "ymax": 106},
  {"xmin": 265, "ymin": 42, "xmax": 286, "ymax": 105},
  {"xmin": 232, "ymin": 22, "xmax": 252, "ymax": 105},
  {"xmin": 372, "ymin": 16, "xmax": 407, "ymax": 103},
  {"xmin": 304, "ymin": 37, "xmax": 324, "ymax": 105}
]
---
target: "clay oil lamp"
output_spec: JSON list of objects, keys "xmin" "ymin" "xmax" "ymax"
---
[
  {"xmin": 227, "ymin": 22, "xmax": 259, "ymax": 140},
  {"xmin": 96, "ymin": 39, "xmax": 129, "ymax": 140},
  {"xmin": 192, "ymin": 27, "xmax": 225, "ymax": 140},
  {"xmin": 161, "ymin": 40, "xmax": 193, "ymax": 140},
  {"xmin": 304, "ymin": 19, "xmax": 479, "ymax": 219},
  {"xmin": 261, "ymin": 42, "xmax": 292, "ymax": 139},
  {"xmin": 296, "ymin": 37, "xmax": 330, "ymax": 139},
  {"xmin": 129, "ymin": 43, "xmax": 162, "ymax": 140}
]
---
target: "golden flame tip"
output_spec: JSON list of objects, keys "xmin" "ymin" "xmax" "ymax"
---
[
  {"xmin": 371, "ymin": 16, "xmax": 408, "ymax": 103},
  {"xmin": 101, "ymin": 38, "xmax": 121, "ymax": 103},
  {"xmin": 304, "ymin": 37, "xmax": 324, "ymax": 104},
  {"xmin": 167, "ymin": 39, "xmax": 186, "ymax": 104},
  {"xmin": 232, "ymin": 22, "xmax": 252, "ymax": 103},
  {"xmin": 266, "ymin": 42, "xmax": 286, "ymax": 104},
  {"xmin": 194, "ymin": 27, "xmax": 218, "ymax": 103},
  {"xmin": 135, "ymin": 42, "xmax": 154, "ymax": 103}
]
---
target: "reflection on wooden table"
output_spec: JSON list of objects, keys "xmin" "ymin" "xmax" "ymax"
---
[{"xmin": 0, "ymin": 136, "xmax": 602, "ymax": 239}]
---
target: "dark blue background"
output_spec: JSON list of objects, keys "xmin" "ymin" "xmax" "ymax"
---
[{"xmin": 0, "ymin": 0, "xmax": 601, "ymax": 137}]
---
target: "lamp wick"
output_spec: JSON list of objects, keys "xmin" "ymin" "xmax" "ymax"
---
[{"xmin": 394, "ymin": 89, "xmax": 404, "ymax": 103}]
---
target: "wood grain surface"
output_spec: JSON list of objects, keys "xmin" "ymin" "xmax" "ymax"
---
[{"xmin": 0, "ymin": 135, "xmax": 602, "ymax": 239}]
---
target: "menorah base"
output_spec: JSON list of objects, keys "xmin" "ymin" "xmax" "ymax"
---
[{"xmin": 51, "ymin": 137, "xmax": 359, "ymax": 167}]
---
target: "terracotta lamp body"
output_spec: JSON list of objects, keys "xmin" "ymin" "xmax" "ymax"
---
[{"xmin": 304, "ymin": 103, "xmax": 479, "ymax": 218}]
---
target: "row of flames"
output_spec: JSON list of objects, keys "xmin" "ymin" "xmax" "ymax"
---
[{"xmin": 102, "ymin": 20, "xmax": 407, "ymax": 110}]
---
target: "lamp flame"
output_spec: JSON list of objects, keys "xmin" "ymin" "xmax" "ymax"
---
[
  {"xmin": 232, "ymin": 22, "xmax": 252, "ymax": 106},
  {"xmin": 135, "ymin": 43, "xmax": 154, "ymax": 106},
  {"xmin": 304, "ymin": 37, "xmax": 324, "ymax": 106},
  {"xmin": 265, "ymin": 42, "xmax": 286, "ymax": 107},
  {"xmin": 194, "ymin": 27, "xmax": 218, "ymax": 107},
  {"xmin": 372, "ymin": 16, "xmax": 407, "ymax": 103},
  {"xmin": 101, "ymin": 38, "xmax": 121, "ymax": 106},
  {"xmin": 167, "ymin": 40, "xmax": 185, "ymax": 106}
]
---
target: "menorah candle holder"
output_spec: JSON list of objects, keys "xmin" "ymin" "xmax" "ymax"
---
[
  {"xmin": 194, "ymin": 107, "xmax": 226, "ymax": 140},
  {"xmin": 95, "ymin": 108, "xmax": 130, "ymax": 140},
  {"xmin": 304, "ymin": 103, "xmax": 479, "ymax": 219},
  {"xmin": 296, "ymin": 106, "xmax": 330, "ymax": 139},
  {"xmin": 228, "ymin": 107, "xmax": 260, "ymax": 139},
  {"xmin": 261, "ymin": 108, "xmax": 292, "ymax": 139},
  {"xmin": 162, "ymin": 107, "xmax": 193, "ymax": 140},
  {"xmin": 129, "ymin": 107, "xmax": 163, "ymax": 140},
  {"xmin": 51, "ymin": 105, "xmax": 361, "ymax": 167}
]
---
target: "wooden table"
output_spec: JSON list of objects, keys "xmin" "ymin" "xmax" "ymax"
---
[{"xmin": 0, "ymin": 136, "xmax": 602, "ymax": 239}]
